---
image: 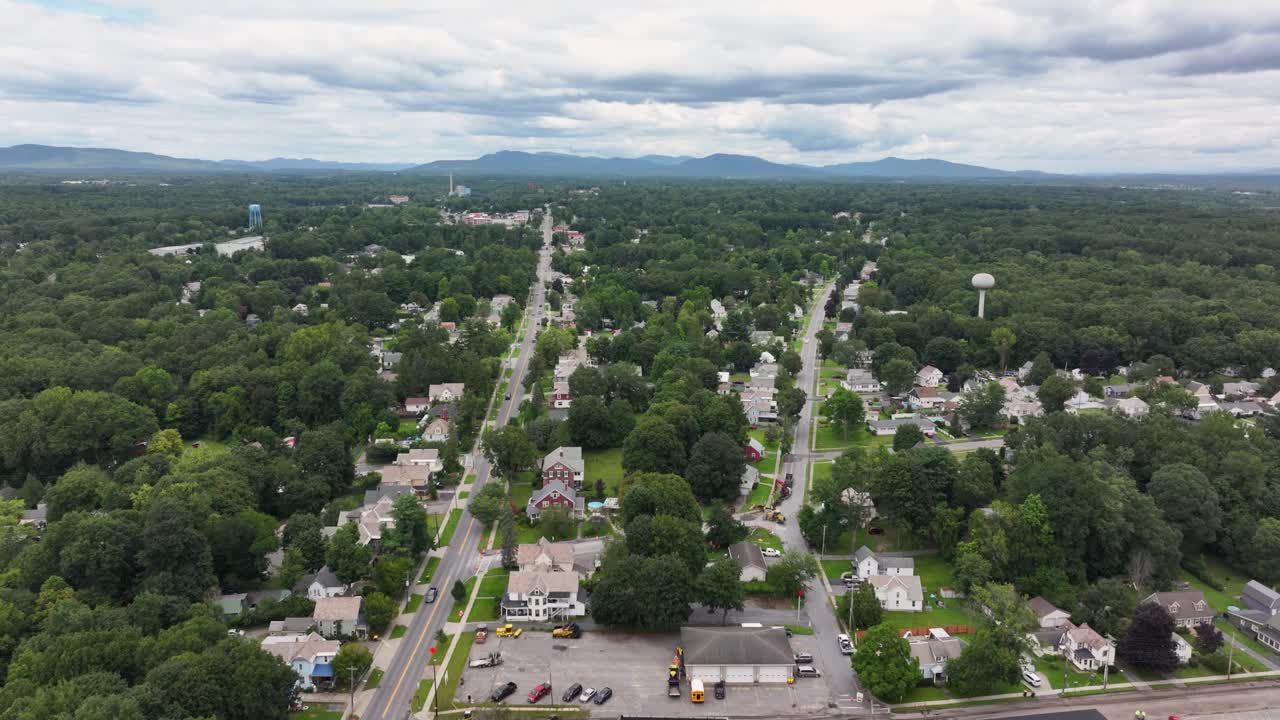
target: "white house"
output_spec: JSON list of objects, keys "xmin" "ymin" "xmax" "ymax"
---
[
  {"xmin": 869, "ymin": 414, "xmax": 936, "ymax": 437},
  {"xmin": 728, "ymin": 541, "xmax": 768, "ymax": 583},
  {"xmin": 842, "ymin": 368, "xmax": 881, "ymax": 394},
  {"xmin": 404, "ymin": 397, "xmax": 429, "ymax": 415},
  {"xmin": 1172, "ymin": 632, "xmax": 1193, "ymax": 664},
  {"xmin": 1028, "ymin": 596, "xmax": 1071, "ymax": 629},
  {"xmin": 680, "ymin": 626, "xmax": 794, "ymax": 684},
  {"xmin": 1110, "ymin": 396, "xmax": 1150, "ymax": 418},
  {"xmin": 915, "ymin": 365, "xmax": 944, "ymax": 387},
  {"xmin": 1061, "ymin": 622, "xmax": 1116, "ymax": 672},
  {"xmin": 501, "ymin": 570, "xmax": 586, "ymax": 622},
  {"xmin": 852, "ymin": 546, "xmax": 914, "ymax": 579},
  {"xmin": 419, "ymin": 417, "xmax": 450, "ymax": 443},
  {"xmin": 294, "ymin": 567, "xmax": 345, "ymax": 601},
  {"xmin": 515, "ymin": 537, "xmax": 576, "ymax": 573},
  {"xmin": 1003, "ymin": 398, "xmax": 1044, "ymax": 423},
  {"xmin": 739, "ymin": 465, "xmax": 760, "ymax": 496},
  {"xmin": 261, "ymin": 633, "xmax": 341, "ymax": 691},
  {"xmin": 428, "ymin": 383, "xmax": 465, "ymax": 404},
  {"xmin": 908, "ymin": 629, "xmax": 964, "ymax": 684},
  {"xmin": 868, "ymin": 575, "xmax": 924, "ymax": 611}
]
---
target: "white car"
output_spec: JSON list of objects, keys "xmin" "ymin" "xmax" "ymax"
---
[
  {"xmin": 762, "ymin": 547, "xmax": 782, "ymax": 558},
  {"xmin": 1022, "ymin": 671, "xmax": 1042, "ymax": 688},
  {"xmin": 579, "ymin": 687, "xmax": 596, "ymax": 703},
  {"xmin": 837, "ymin": 634, "xmax": 854, "ymax": 655}
]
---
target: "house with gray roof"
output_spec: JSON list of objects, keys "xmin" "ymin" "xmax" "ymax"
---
[
  {"xmin": 908, "ymin": 628, "xmax": 963, "ymax": 683},
  {"xmin": 1142, "ymin": 591, "xmax": 1214, "ymax": 628},
  {"xmin": 501, "ymin": 570, "xmax": 585, "ymax": 622},
  {"xmin": 728, "ymin": 541, "xmax": 767, "ymax": 583},
  {"xmin": 680, "ymin": 626, "xmax": 794, "ymax": 684},
  {"xmin": 527, "ymin": 480, "xmax": 581, "ymax": 520},
  {"xmin": 1242, "ymin": 580, "xmax": 1280, "ymax": 615},
  {"xmin": 542, "ymin": 446, "xmax": 584, "ymax": 488}
]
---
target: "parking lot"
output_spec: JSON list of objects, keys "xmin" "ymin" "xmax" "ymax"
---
[{"xmin": 457, "ymin": 629, "xmax": 837, "ymax": 717}]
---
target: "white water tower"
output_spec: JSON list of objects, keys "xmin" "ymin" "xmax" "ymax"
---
[{"xmin": 972, "ymin": 273, "xmax": 995, "ymax": 319}]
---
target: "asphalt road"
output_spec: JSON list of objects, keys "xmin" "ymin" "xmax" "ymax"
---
[{"xmin": 361, "ymin": 212, "xmax": 554, "ymax": 720}]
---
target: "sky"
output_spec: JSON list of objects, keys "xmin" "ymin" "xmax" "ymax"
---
[{"xmin": 2, "ymin": 0, "xmax": 1279, "ymax": 173}]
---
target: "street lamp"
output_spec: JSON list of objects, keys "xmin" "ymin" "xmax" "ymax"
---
[{"xmin": 429, "ymin": 646, "xmax": 439, "ymax": 717}]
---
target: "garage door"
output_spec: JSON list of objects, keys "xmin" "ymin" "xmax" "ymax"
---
[
  {"xmin": 688, "ymin": 665, "xmax": 723, "ymax": 683},
  {"xmin": 756, "ymin": 664, "xmax": 791, "ymax": 683},
  {"xmin": 723, "ymin": 665, "xmax": 756, "ymax": 684}
]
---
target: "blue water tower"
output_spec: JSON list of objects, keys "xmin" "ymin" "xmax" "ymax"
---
[{"xmin": 248, "ymin": 204, "xmax": 263, "ymax": 228}]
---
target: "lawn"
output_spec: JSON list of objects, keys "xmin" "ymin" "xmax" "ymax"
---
[
  {"xmin": 785, "ymin": 624, "xmax": 815, "ymax": 636},
  {"xmin": 813, "ymin": 420, "xmax": 885, "ymax": 451},
  {"xmin": 420, "ymin": 556, "xmax": 441, "ymax": 583},
  {"xmin": 913, "ymin": 554, "xmax": 956, "ymax": 594},
  {"xmin": 749, "ymin": 527, "xmax": 784, "ymax": 552},
  {"xmin": 754, "ymin": 453, "xmax": 778, "ymax": 476},
  {"xmin": 808, "ymin": 461, "xmax": 832, "ymax": 505},
  {"xmin": 1183, "ymin": 555, "xmax": 1249, "ymax": 612},
  {"xmin": 405, "ymin": 593, "xmax": 424, "ymax": 614},
  {"xmin": 448, "ymin": 577, "xmax": 478, "ymax": 621},
  {"xmin": 437, "ymin": 632, "xmax": 476, "ymax": 708},
  {"xmin": 745, "ymin": 481, "xmax": 773, "ymax": 508},
  {"xmin": 288, "ymin": 710, "xmax": 342, "ymax": 720},
  {"xmin": 411, "ymin": 678, "xmax": 434, "ymax": 712},
  {"xmin": 1217, "ymin": 619, "xmax": 1276, "ymax": 658},
  {"xmin": 391, "ymin": 624, "xmax": 407, "ymax": 639},
  {"xmin": 365, "ymin": 668, "xmax": 384, "ymax": 690},
  {"xmin": 748, "ymin": 428, "xmax": 780, "ymax": 452},
  {"xmin": 467, "ymin": 571, "xmax": 509, "ymax": 622},
  {"xmin": 515, "ymin": 520, "xmax": 545, "ymax": 543},
  {"xmin": 431, "ymin": 633, "xmax": 452, "ymax": 666},
  {"xmin": 438, "ymin": 509, "xmax": 463, "ymax": 546},
  {"xmin": 898, "ymin": 685, "xmax": 950, "ymax": 703},
  {"xmin": 881, "ymin": 605, "xmax": 979, "ymax": 631},
  {"xmin": 1035, "ymin": 655, "xmax": 1099, "ymax": 690},
  {"xmin": 583, "ymin": 447, "xmax": 626, "ymax": 495},
  {"xmin": 821, "ymin": 558, "xmax": 851, "ymax": 580}
]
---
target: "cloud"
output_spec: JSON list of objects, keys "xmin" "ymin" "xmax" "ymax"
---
[{"xmin": 0, "ymin": 0, "xmax": 1279, "ymax": 171}]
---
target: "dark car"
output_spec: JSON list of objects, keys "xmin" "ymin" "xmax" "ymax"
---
[
  {"xmin": 491, "ymin": 682, "xmax": 517, "ymax": 702},
  {"xmin": 561, "ymin": 683, "xmax": 582, "ymax": 702},
  {"xmin": 714, "ymin": 681, "xmax": 725, "ymax": 700},
  {"xmin": 527, "ymin": 682, "xmax": 551, "ymax": 703},
  {"xmin": 424, "ymin": 586, "xmax": 438, "ymax": 604},
  {"xmin": 593, "ymin": 687, "xmax": 613, "ymax": 705}
]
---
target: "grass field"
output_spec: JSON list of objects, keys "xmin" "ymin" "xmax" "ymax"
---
[
  {"xmin": 1183, "ymin": 555, "xmax": 1249, "ymax": 612},
  {"xmin": 391, "ymin": 624, "xmax": 407, "ymax": 639},
  {"xmin": 785, "ymin": 624, "xmax": 815, "ymax": 635},
  {"xmin": 289, "ymin": 710, "xmax": 342, "ymax": 720},
  {"xmin": 754, "ymin": 453, "xmax": 778, "ymax": 475},
  {"xmin": 405, "ymin": 593, "xmax": 423, "ymax": 614},
  {"xmin": 458, "ymin": 491, "xmax": 470, "ymax": 499},
  {"xmin": 431, "ymin": 633, "xmax": 452, "ymax": 666},
  {"xmin": 813, "ymin": 421, "xmax": 886, "ymax": 451},
  {"xmin": 913, "ymin": 554, "xmax": 956, "ymax": 594},
  {"xmin": 1217, "ymin": 619, "xmax": 1276, "ymax": 658},
  {"xmin": 437, "ymin": 632, "xmax": 476, "ymax": 708},
  {"xmin": 467, "ymin": 571, "xmax": 509, "ymax": 622},
  {"xmin": 882, "ymin": 604, "xmax": 978, "ymax": 631},
  {"xmin": 449, "ymin": 577, "xmax": 478, "ymax": 620},
  {"xmin": 420, "ymin": 556, "xmax": 441, "ymax": 583},
  {"xmin": 749, "ymin": 527, "xmax": 784, "ymax": 551},
  {"xmin": 821, "ymin": 558, "xmax": 851, "ymax": 580},
  {"xmin": 438, "ymin": 509, "xmax": 463, "ymax": 546},
  {"xmin": 411, "ymin": 678, "xmax": 434, "ymax": 712},
  {"xmin": 584, "ymin": 447, "xmax": 626, "ymax": 495},
  {"xmin": 745, "ymin": 481, "xmax": 773, "ymax": 508},
  {"xmin": 898, "ymin": 685, "xmax": 949, "ymax": 703},
  {"xmin": 365, "ymin": 668, "xmax": 384, "ymax": 690},
  {"xmin": 1035, "ymin": 655, "xmax": 1099, "ymax": 690}
]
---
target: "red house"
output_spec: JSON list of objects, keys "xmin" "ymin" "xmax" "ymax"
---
[
  {"xmin": 526, "ymin": 480, "xmax": 581, "ymax": 520},
  {"xmin": 744, "ymin": 437, "xmax": 766, "ymax": 462}
]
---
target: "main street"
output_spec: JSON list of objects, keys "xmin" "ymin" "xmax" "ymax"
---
[{"xmin": 360, "ymin": 212, "xmax": 554, "ymax": 720}]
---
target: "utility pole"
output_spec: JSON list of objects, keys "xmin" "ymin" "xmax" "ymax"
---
[
  {"xmin": 1227, "ymin": 632, "xmax": 1235, "ymax": 679},
  {"xmin": 821, "ymin": 524, "xmax": 827, "ymax": 556},
  {"xmin": 348, "ymin": 666, "xmax": 356, "ymax": 717}
]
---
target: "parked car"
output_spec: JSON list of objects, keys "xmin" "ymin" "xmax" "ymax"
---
[
  {"xmin": 424, "ymin": 586, "xmax": 438, "ymax": 604},
  {"xmin": 837, "ymin": 633, "xmax": 853, "ymax": 655},
  {"xmin": 593, "ymin": 687, "xmax": 613, "ymax": 705},
  {"xmin": 796, "ymin": 665, "xmax": 822, "ymax": 678},
  {"xmin": 714, "ymin": 680, "xmax": 726, "ymax": 700},
  {"xmin": 794, "ymin": 652, "xmax": 814, "ymax": 664},
  {"xmin": 561, "ymin": 683, "xmax": 582, "ymax": 702},
  {"xmin": 491, "ymin": 682, "xmax": 517, "ymax": 702},
  {"xmin": 579, "ymin": 687, "xmax": 596, "ymax": 702},
  {"xmin": 527, "ymin": 683, "xmax": 551, "ymax": 703},
  {"xmin": 1022, "ymin": 671, "xmax": 1042, "ymax": 688},
  {"xmin": 761, "ymin": 547, "xmax": 782, "ymax": 558}
]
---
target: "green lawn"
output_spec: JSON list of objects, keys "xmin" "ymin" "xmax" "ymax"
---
[
  {"xmin": 431, "ymin": 633, "xmax": 451, "ymax": 666},
  {"xmin": 745, "ymin": 481, "xmax": 773, "ymax": 508},
  {"xmin": 288, "ymin": 710, "xmax": 342, "ymax": 720},
  {"xmin": 748, "ymin": 428, "xmax": 780, "ymax": 452},
  {"xmin": 881, "ymin": 605, "xmax": 979, "ymax": 631},
  {"xmin": 754, "ymin": 453, "xmax": 778, "ymax": 476},
  {"xmin": 397, "ymin": 419, "xmax": 419, "ymax": 437},
  {"xmin": 448, "ymin": 577, "xmax": 478, "ymax": 621},
  {"xmin": 1035, "ymin": 655, "xmax": 1100, "ymax": 690},
  {"xmin": 391, "ymin": 624, "xmax": 407, "ymax": 639},
  {"xmin": 420, "ymin": 556, "xmax": 441, "ymax": 583},
  {"xmin": 813, "ymin": 419, "xmax": 886, "ymax": 451},
  {"xmin": 785, "ymin": 624, "xmax": 815, "ymax": 636},
  {"xmin": 508, "ymin": 471, "xmax": 536, "ymax": 511},
  {"xmin": 438, "ymin": 509, "xmax": 462, "ymax": 546},
  {"xmin": 515, "ymin": 520, "xmax": 544, "ymax": 543},
  {"xmin": 1183, "ymin": 555, "xmax": 1249, "ymax": 612},
  {"xmin": 749, "ymin": 527, "xmax": 784, "ymax": 552},
  {"xmin": 467, "ymin": 571, "xmax": 509, "ymax": 622},
  {"xmin": 365, "ymin": 668, "xmax": 384, "ymax": 690},
  {"xmin": 821, "ymin": 558, "xmax": 851, "ymax": 580},
  {"xmin": 411, "ymin": 678, "xmax": 434, "ymax": 712},
  {"xmin": 808, "ymin": 461, "xmax": 832, "ymax": 505},
  {"xmin": 437, "ymin": 633, "xmax": 476, "ymax": 708},
  {"xmin": 1217, "ymin": 619, "xmax": 1276, "ymax": 658},
  {"xmin": 583, "ymin": 447, "xmax": 626, "ymax": 495},
  {"xmin": 914, "ymin": 554, "xmax": 956, "ymax": 594},
  {"xmin": 898, "ymin": 685, "xmax": 950, "ymax": 703},
  {"xmin": 405, "ymin": 593, "xmax": 423, "ymax": 614}
]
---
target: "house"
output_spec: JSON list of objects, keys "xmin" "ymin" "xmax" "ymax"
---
[
  {"xmin": 1002, "ymin": 398, "xmax": 1044, "ymax": 423},
  {"xmin": 740, "ymin": 465, "xmax": 760, "ymax": 496},
  {"xmin": 1221, "ymin": 401, "xmax": 1265, "ymax": 417},
  {"xmin": 680, "ymin": 626, "xmax": 794, "ymax": 684},
  {"xmin": 1242, "ymin": 580, "xmax": 1280, "ymax": 615},
  {"xmin": 549, "ymin": 381, "xmax": 573, "ymax": 409},
  {"xmin": 378, "ymin": 449, "xmax": 442, "ymax": 496},
  {"xmin": 312, "ymin": 597, "xmax": 365, "ymax": 639},
  {"xmin": 542, "ymin": 447, "xmax": 584, "ymax": 488},
  {"xmin": 852, "ymin": 546, "xmax": 914, "ymax": 579},
  {"xmin": 419, "ymin": 417, "xmax": 450, "ymax": 443},
  {"xmin": 351, "ymin": 494, "xmax": 399, "ymax": 547},
  {"xmin": 19, "ymin": 502, "xmax": 47, "ymax": 530},
  {"xmin": 1110, "ymin": 396, "xmax": 1150, "ymax": 418},
  {"xmin": 527, "ymin": 480, "xmax": 581, "ymax": 520},
  {"xmin": 1065, "ymin": 390, "xmax": 1109, "ymax": 414},
  {"xmin": 742, "ymin": 393, "xmax": 778, "ymax": 426},
  {"xmin": 268, "ymin": 616, "xmax": 316, "ymax": 638},
  {"xmin": 1104, "ymin": 383, "xmax": 1139, "ymax": 399},
  {"xmin": 1227, "ymin": 606, "xmax": 1280, "ymax": 652},
  {"xmin": 710, "ymin": 299, "xmax": 727, "ymax": 320},
  {"xmin": 745, "ymin": 437, "xmax": 766, "ymax": 462},
  {"xmin": 1017, "ymin": 360, "xmax": 1035, "ymax": 381},
  {"xmin": 381, "ymin": 351, "xmax": 402, "ymax": 370},
  {"xmin": 834, "ymin": 322, "xmax": 853, "ymax": 341},
  {"xmin": 216, "ymin": 593, "xmax": 248, "ymax": 618},
  {"xmin": 1185, "ymin": 381, "xmax": 1221, "ymax": 418},
  {"xmin": 515, "ymin": 537, "xmax": 576, "ymax": 573},
  {"xmin": 1221, "ymin": 381, "xmax": 1261, "ymax": 399},
  {"xmin": 750, "ymin": 362, "xmax": 778, "ymax": 380},
  {"xmin": 1171, "ymin": 632, "xmax": 1193, "ymax": 664},
  {"xmin": 404, "ymin": 397, "xmax": 429, "ymax": 415},
  {"xmin": 758, "ymin": 351, "xmax": 776, "ymax": 364},
  {"xmin": 261, "ymin": 632, "xmax": 341, "ymax": 691},
  {"xmin": 907, "ymin": 386, "xmax": 947, "ymax": 410},
  {"xmin": 750, "ymin": 330, "xmax": 775, "ymax": 345},
  {"xmin": 842, "ymin": 369, "xmax": 881, "ymax": 394},
  {"xmin": 1142, "ymin": 591, "xmax": 1214, "ymax": 628},
  {"xmin": 728, "ymin": 541, "xmax": 768, "ymax": 583},
  {"xmin": 294, "ymin": 567, "xmax": 345, "ymax": 601},
  {"xmin": 501, "ymin": 570, "xmax": 586, "ymax": 622},
  {"xmin": 1060, "ymin": 622, "xmax": 1116, "ymax": 672},
  {"xmin": 428, "ymin": 383, "xmax": 465, "ymax": 404},
  {"xmin": 915, "ymin": 365, "xmax": 944, "ymax": 388},
  {"xmin": 1029, "ymin": 596, "xmax": 1071, "ymax": 629},
  {"xmin": 868, "ymin": 575, "xmax": 924, "ymax": 611},
  {"xmin": 908, "ymin": 628, "xmax": 963, "ymax": 684},
  {"xmin": 842, "ymin": 488, "xmax": 878, "ymax": 522},
  {"xmin": 869, "ymin": 414, "xmax": 936, "ymax": 437}
]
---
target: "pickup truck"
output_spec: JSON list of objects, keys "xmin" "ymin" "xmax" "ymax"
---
[
  {"xmin": 469, "ymin": 652, "xmax": 502, "ymax": 669},
  {"xmin": 667, "ymin": 678, "xmax": 681, "ymax": 698}
]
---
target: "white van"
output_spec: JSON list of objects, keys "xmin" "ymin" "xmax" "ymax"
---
[{"xmin": 1022, "ymin": 670, "xmax": 1042, "ymax": 688}]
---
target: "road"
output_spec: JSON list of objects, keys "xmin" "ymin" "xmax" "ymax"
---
[
  {"xmin": 773, "ymin": 283, "xmax": 867, "ymax": 709},
  {"xmin": 360, "ymin": 212, "xmax": 554, "ymax": 720}
]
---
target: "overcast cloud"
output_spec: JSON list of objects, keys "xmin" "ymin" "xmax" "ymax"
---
[{"xmin": 2, "ymin": 0, "xmax": 1279, "ymax": 172}]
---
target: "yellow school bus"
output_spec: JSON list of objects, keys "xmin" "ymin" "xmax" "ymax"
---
[{"xmin": 690, "ymin": 678, "xmax": 705, "ymax": 703}]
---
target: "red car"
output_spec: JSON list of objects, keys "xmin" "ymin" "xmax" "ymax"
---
[{"xmin": 527, "ymin": 683, "xmax": 551, "ymax": 703}]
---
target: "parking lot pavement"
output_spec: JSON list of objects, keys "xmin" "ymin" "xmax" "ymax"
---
[{"xmin": 457, "ymin": 630, "xmax": 836, "ymax": 717}]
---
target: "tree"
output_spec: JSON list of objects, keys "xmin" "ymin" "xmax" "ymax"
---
[
  {"xmin": 146, "ymin": 428, "xmax": 185, "ymax": 458},
  {"xmin": 924, "ymin": 336, "xmax": 965, "ymax": 372},
  {"xmin": 1119, "ymin": 602, "xmax": 1179, "ymax": 673},
  {"xmin": 952, "ymin": 454, "xmax": 997, "ymax": 511},
  {"xmin": 537, "ymin": 507, "xmax": 575, "ymax": 541},
  {"xmin": 468, "ymin": 483, "xmax": 507, "ymax": 527},
  {"xmin": 499, "ymin": 504, "xmax": 518, "ymax": 570},
  {"xmin": 958, "ymin": 381, "xmax": 1006, "ymax": 431},
  {"xmin": 1037, "ymin": 374, "xmax": 1076, "ymax": 413},
  {"xmin": 1251, "ymin": 517, "xmax": 1280, "ymax": 583},
  {"xmin": 283, "ymin": 513, "xmax": 327, "ymax": 571},
  {"xmin": 622, "ymin": 416, "xmax": 686, "ymax": 475},
  {"xmin": 880, "ymin": 358, "xmax": 915, "ymax": 396},
  {"xmin": 704, "ymin": 503, "xmax": 748, "ymax": 549},
  {"xmin": 686, "ymin": 432, "xmax": 748, "ymax": 501},
  {"xmin": 872, "ymin": 447, "xmax": 957, "ymax": 534},
  {"xmin": 892, "ymin": 423, "xmax": 923, "ymax": 452},
  {"xmin": 372, "ymin": 554, "xmax": 413, "ymax": 595},
  {"xmin": 567, "ymin": 396, "xmax": 615, "ymax": 449},
  {"xmin": 1196, "ymin": 622, "xmax": 1223, "ymax": 654},
  {"xmin": 953, "ymin": 548, "xmax": 993, "ymax": 594},
  {"xmin": 620, "ymin": 473, "xmax": 701, "ymax": 524},
  {"xmin": 1075, "ymin": 577, "xmax": 1138, "ymax": 638},
  {"xmin": 823, "ymin": 388, "xmax": 866, "ymax": 440},
  {"xmin": 853, "ymin": 624, "xmax": 918, "ymax": 703},
  {"xmin": 591, "ymin": 552, "xmax": 695, "ymax": 630},
  {"xmin": 838, "ymin": 582, "xmax": 883, "ymax": 630},
  {"xmin": 1147, "ymin": 463, "xmax": 1221, "ymax": 553},
  {"xmin": 389, "ymin": 494, "xmax": 431, "ymax": 556},
  {"xmin": 766, "ymin": 550, "xmax": 818, "ymax": 597},
  {"xmin": 946, "ymin": 626, "xmax": 1023, "ymax": 697},
  {"xmin": 452, "ymin": 579, "xmax": 467, "ymax": 604},
  {"xmin": 1027, "ymin": 351, "xmax": 1055, "ymax": 385},
  {"xmin": 45, "ymin": 463, "xmax": 110, "ymax": 521},
  {"xmin": 698, "ymin": 557, "xmax": 746, "ymax": 624},
  {"xmin": 332, "ymin": 643, "xmax": 374, "ymax": 690},
  {"xmin": 363, "ymin": 590, "xmax": 395, "ymax": 631},
  {"xmin": 326, "ymin": 524, "xmax": 371, "ymax": 586},
  {"xmin": 208, "ymin": 509, "xmax": 278, "ymax": 588},
  {"xmin": 481, "ymin": 425, "xmax": 536, "ymax": 480},
  {"xmin": 568, "ymin": 366, "xmax": 608, "ymax": 399},
  {"xmin": 991, "ymin": 327, "xmax": 1017, "ymax": 371},
  {"xmin": 278, "ymin": 546, "xmax": 307, "ymax": 591}
]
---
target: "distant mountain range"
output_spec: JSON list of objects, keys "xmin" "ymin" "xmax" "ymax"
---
[{"xmin": 0, "ymin": 145, "xmax": 415, "ymax": 173}]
